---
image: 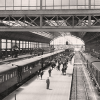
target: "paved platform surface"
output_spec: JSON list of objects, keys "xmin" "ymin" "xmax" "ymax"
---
[{"xmin": 3, "ymin": 59, "xmax": 74, "ymax": 100}]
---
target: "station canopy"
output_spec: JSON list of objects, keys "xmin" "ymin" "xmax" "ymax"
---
[{"xmin": 0, "ymin": 0, "xmax": 100, "ymax": 44}]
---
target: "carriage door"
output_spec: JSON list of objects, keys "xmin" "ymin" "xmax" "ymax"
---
[{"xmin": 17, "ymin": 66, "xmax": 22, "ymax": 83}]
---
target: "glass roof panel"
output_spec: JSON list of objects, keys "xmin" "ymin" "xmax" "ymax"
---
[
  {"xmin": 6, "ymin": 0, "xmax": 13, "ymax": 6},
  {"xmin": 32, "ymin": 32, "xmax": 54, "ymax": 39},
  {"xmin": 0, "ymin": 0, "xmax": 5, "ymax": 6},
  {"xmin": 0, "ymin": 0, "xmax": 100, "ymax": 10}
]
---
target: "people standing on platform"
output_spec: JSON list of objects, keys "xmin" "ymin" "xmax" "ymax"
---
[
  {"xmin": 15, "ymin": 48, "xmax": 18, "ymax": 58},
  {"xmin": 57, "ymin": 65, "xmax": 60, "ymax": 71},
  {"xmin": 53, "ymin": 62, "xmax": 56, "ymax": 69},
  {"xmin": 57, "ymin": 64, "xmax": 59, "ymax": 70},
  {"xmin": 46, "ymin": 77, "xmax": 50, "ymax": 89},
  {"xmin": 36, "ymin": 71, "xmax": 40, "ymax": 79},
  {"xmin": 56, "ymin": 62, "xmax": 58, "ymax": 70},
  {"xmin": 12, "ymin": 45, "xmax": 19, "ymax": 58},
  {"xmin": 48, "ymin": 68, "xmax": 52, "ymax": 77},
  {"xmin": 62, "ymin": 67, "xmax": 64, "ymax": 75},
  {"xmin": 51, "ymin": 62, "xmax": 56, "ymax": 69},
  {"xmin": 51, "ymin": 63, "xmax": 54, "ymax": 70},
  {"xmin": 40, "ymin": 71, "xmax": 43, "ymax": 80},
  {"xmin": 64, "ymin": 68, "xmax": 66, "ymax": 75},
  {"xmin": 66, "ymin": 64, "xmax": 68, "ymax": 70}
]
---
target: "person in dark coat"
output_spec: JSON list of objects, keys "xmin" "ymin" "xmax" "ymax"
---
[
  {"xmin": 57, "ymin": 65, "xmax": 60, "ymax": 71},
  {"xmin": 51, "ymin": 63, "xmax": 54, "ymax": 69},
  {"xmin": 46, "ymin": 77, "xmax": 50, "ymax": 89},
  {"xmin": 62, "ymin": 67, "xmax": 64, "ymax": 75},
  {"xmin": 48, "ymin": 68, "xmax": 52, "ymax": 77},
  {"xmin": 36, "ymin": 71, "xmax": 40, "ymax": 79},
  {"xmin": 40, "ymin": 71, "xmax": 43, "ymax": 79}
]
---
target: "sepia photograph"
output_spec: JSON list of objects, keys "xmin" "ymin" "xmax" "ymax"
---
[{"xmin": 0, "ymin": 0, "xmax": 100, "ymax": 100}]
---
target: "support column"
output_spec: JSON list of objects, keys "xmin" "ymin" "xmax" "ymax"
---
[
  {"xmin": 40, "ymin": 0, "xmax": 42, "ymax": 10},
  {"xmin": 72, "ymin": 15, "xmax": 74, "ymax": 28},
  {"xmin": 19, "ymin": 40, "xmax": 20, "ymax": 54},
  {"xmin": 89, "ymin": 0, "xmax": 91, "ymax": 9},
  {"xmin": 25, "ymin": 41, "xmax": 26, "ymax": 54},
  {"xmin": 40, "ymin": 15, "xmax": 43, "ymax": 28},
  {"xmin": 22, "ymin": 41, "xmax": 24, "ymax": 54},
  {"xmin": 13, "ymin": 0, "xmax": 14, "ymax": 10},
  {"xmin": 5, "ymin": 0, "xmax": 6, "ymax": 10},
  {"xmin": 88, "ymin": 15, "xmax": 91, "ymax": 27},
  {"xmin": 38, "ymin": 42, "xmax": 39, "ymax": 48},
  {"xmin": 11, "ymin": 40, "xmax": 13, "ymax": 58},
  {"xmin": 28, "ymin": 41, "xmax": 29, "ymax": 53},
  {"xmin": 6, "ymin": 39, "xmax": 7, "ymax": 58}
]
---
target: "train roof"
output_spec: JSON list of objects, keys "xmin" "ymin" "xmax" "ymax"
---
[
  {"xmin": 12, "ymin": 56, "xmax": 41, "ymax": 66},
  {"xmin": 12, "ymin": 50, "xmax": 64, "ymax": 66},
  {"xmin": 0, "ymin": 50, "xmax": 64, "ymax": 73},
  {"xmin": 0, "ymin": 64, "xmax": 17, "ymax": 73},
  {"xmin": 92, "ymin": 62, "xmax": 100, "ymax": 71}
]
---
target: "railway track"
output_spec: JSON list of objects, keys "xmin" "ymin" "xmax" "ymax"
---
[
  {"xmin": 70, "ymin": 52, "xmax": 95, "ymax": 100},
  {"xmin": 71, "ymin": 65, "xmax": 90, "ymax": 100}
]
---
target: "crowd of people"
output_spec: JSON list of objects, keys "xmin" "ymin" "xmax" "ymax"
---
[{"xmin": 35, "ymin": 53, "xmax": 70, "ymax": 89}]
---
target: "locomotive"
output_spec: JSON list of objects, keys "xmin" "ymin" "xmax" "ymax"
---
[{"xmin": 0, "ymin": 50, "xmax": 64, "ymax": 99}]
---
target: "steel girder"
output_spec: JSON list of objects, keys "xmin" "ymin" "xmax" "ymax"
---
[
  {"xmin": 0, "ymin": 10, "xmax": 100, "ymax": 15},
  {"xmin": 0, "ymin": 10, "xmax": 100, "ymax": 43},
  {"xmin": 0, "ymin": 14, "xmax": 100, "ymax": 31}
]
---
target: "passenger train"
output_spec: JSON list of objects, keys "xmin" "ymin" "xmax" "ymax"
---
[
  {"xmin": 0, "ymin": 50, "xmax": 65, "ymax": 99},
  {"xmin": 81, "ymin": 52, "xmax": 100, "ymax": 93}
]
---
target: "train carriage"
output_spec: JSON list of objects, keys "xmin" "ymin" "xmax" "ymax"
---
[
  {"xmin": 81, "ymin": 52, "xmax": 100, "ymax": 93},
  {"xmin": 0, "ymin": 64, "xmax": 17, "ymax": 94},
  {"xmin": 0, "ymin": 50, "xmax": 64, "ymax": 98},
  {"xmin": 12, "ymin": 56, "xmax": 43, "ymax": 83},
  {"xmin": 92, "ymin": 62, "xmax": 100, "ymax": 88}
]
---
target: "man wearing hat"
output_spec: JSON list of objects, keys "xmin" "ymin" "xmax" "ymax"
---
[{"xmin": 46, "ymin": 77, "xmax": 50, "ymax": 89}]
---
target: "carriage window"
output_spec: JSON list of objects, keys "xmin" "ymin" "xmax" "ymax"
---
[
  {"xmin": 35, "ymin": 62, "xmax": 37, "ymax": 67},
  {"xmin": 2, "ymin": 43, "xmax": 6, "ymax": 49},
  {"xmin": 0, "ymin": 75, "xmax": 2, "ymax": 83},
  {"xmin": 6, "ymin": 74, "xmax": 8, "ymax": 81},
  {"xmin": 24, "ymin": 67, "xmax": 26, "ymax": 72},
  {"xmin": 38, "ymin": 62, "xmax": 41, "ymax": 66},
  {"xmin": 2, "ymin": 75, "xmax": 4, "ymax": 82},
  {"xmin": 15, "ymin": 71, "xmax": 16, "ymax": 76},
  {"xmin": 30, "ymin": 66, "xmax": 32, "ymax": 69},
  {"xmin": 11, "ymin": 74, "xmax": 13, "ymax": 78},
  {"xmin": 7, "ymin": 42, "xmax": 11, "ymax": 49},
  {"xmin": 13, "ymin": 71, "xmax": 15, "ymax": 77},
  {"xmin": 8, "ymin": 74, "xmax": 9, "ymax": 79},
  {"xmin": 26, "ymin": 66, "xmax": 28, "ymax": 71},
  {"xmin": 31, "ymin": 63, "xmax": 35, "ymax": 68}
]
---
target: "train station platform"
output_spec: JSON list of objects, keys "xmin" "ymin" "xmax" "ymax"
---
[{"xmin": 3, "ymin": 59, "xmax": 74, "ymax": 100}]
